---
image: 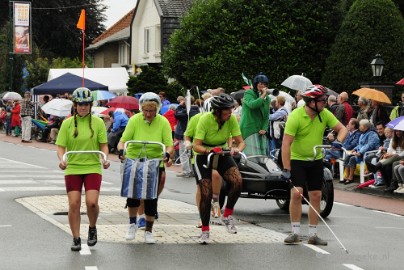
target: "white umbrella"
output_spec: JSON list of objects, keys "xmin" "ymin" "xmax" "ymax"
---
[
  {"xmin": 270, "ymin": 91, "xmax": 295, "ymax": 112},
  {"xmin": 2, "ymin": 91, "xmax": 22, "ymax": 100},
  {"xmin": 92, "ymin": 90, "xmax": 116, "ymax": 101},
  {"xmin": 281, "ymin": 75, "xmax": 313, "ymax": 91},
  {"xmin": 41, "ymin": 98, "xmax": 73, "ymax": 117}
]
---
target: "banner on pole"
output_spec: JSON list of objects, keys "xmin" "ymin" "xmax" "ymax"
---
[{"xmin": 13, "ymin": 2, "xmax": 32, "ymax": 54}]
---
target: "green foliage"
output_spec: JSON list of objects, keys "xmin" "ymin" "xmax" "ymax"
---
[
  {"xmin": 127, "ymin": 66, "xmax": 169, "ymax": 96},
  {"xmin": 322, "ymin": 0, "xmax": 404, "ymax": 92},
  {"xmin": 163, "ymin": 0, "xmax": 343, "ymax": 92}
]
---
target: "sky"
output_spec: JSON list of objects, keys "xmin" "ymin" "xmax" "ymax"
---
[{"xmin": 103, "ymin": 0, "xmax": 137, "ymax": 29}]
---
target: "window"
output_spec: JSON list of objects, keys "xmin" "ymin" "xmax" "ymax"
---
[
  {"xmin": 155, "ymin": 25, "xmax": 161, "ymax": 53},
  {"xmin": 144, "ymin": 28, "xmax": 150, "ymax": 54},
  {"xmin": 119, "ymin": 43, "xmax": 127, "ymax": 64}
]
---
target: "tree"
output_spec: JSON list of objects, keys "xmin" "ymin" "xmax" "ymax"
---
[
  {"xmin": 321, "ymin": 0, "xmax": 404, "ymax": 92},
  {"xmin": 127, "ymin": 66, "xmax": 168, "ymax": 96},
  {"xmin": 163, "ymin": 0, "xmax": 343, "ymax": 92}
]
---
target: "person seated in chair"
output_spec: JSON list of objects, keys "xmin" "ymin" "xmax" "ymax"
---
[
  {"xmin": 342, "ymin": 119, "xmax": 379, "ymax": 184},
  {"xmin": 325, "ymin": 118, "xmax": 360, "ymax": 162},
  {"xmin": 41, "ymin": 116, "xmax": 62, "ymax": 142}
]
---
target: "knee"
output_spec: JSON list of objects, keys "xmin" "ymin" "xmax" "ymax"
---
[
  {"xmin": 309, "ymin": 191, "xmax": 322, "ymax": 202},
  {"xmin": 69, "ymin": 200, "xmax": 81, "ymax": 211},
  {"xmin": 86, "ymin": 200, "xmax": 98, "ymax": 209},
  {"xmin": 290, "ymin": 188, "xmax": 302, "ymax": 201}
]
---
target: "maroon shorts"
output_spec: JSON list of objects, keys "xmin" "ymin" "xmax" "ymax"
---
[{"xmin": 65, "ymin": 173, "xmax": 102, "ymax": 193}]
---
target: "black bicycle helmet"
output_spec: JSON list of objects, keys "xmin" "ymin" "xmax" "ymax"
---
[
  {"xmin": 210, "ymin": 94, "xmax": 235, "ymax": 109},
  {"xmin": 253, "ymin": 72, "xmax": 269, "ymax": 89}
]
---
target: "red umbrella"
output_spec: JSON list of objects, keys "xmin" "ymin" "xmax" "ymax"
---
[
  {"xmin": 107, "ymin": 96, "xmax": 139, "ymax": 110},
  {"xmin": 396, "ymin": 78, "xmax": 404, "ymax": 86},
  {"xmin": 100, "ymin": 107, "xmax": 117, "ymax": 115},
  {"xmin": 356, "ymin": 179, "xmax": 375, "ymax": 189}
]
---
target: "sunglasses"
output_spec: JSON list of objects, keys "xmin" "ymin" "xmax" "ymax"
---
[{"xmin": 77, "ymin": 102, "xmax": 91, "ymax": 106}]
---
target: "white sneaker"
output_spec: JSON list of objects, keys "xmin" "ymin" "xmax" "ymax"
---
[
  {"xmin": 221, "ymin": 215, "xmax": 237, "ymax": 234},
  {"xmin": 393, "ymin": 184, "xmax": 403, "ymax": 193},
  {"xmin": 396, "ymin": 187, "xmax": 404, "ymax": 194},
  {"xmin": 198, "ymin": 231, "xmax": 210, "ymax": 244},
  {"xmin": 125, "ymin": 223, "xmax": 137, "ymax": 240},
  {"xmin": 144, "ymin": 231, "xmax": 156, "ymax": 244}
]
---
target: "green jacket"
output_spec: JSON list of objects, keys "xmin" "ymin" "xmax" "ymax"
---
[{"xmin": 239, "ymin": 89, "xmax": 270, "ymax": 139}]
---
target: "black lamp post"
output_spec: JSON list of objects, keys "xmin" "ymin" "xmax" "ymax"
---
[{"xmin": 371, "ymin": 53, "xmax": 385, "ymax": 77}]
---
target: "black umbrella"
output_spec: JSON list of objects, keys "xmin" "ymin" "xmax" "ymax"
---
[{"xmin": 230, "ymin": 89, "xmax": 246, "ymax": 100}]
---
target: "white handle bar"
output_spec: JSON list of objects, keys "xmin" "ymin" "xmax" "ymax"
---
[
  {"xmin": 123, "ymin": 140, "xmax": 166, "ymax": 158},
  {"xmin": 62, "ymin": 150, "xmax": 107, "ymax": 162}
]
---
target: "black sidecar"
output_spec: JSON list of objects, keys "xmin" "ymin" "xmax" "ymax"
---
[{"xmin": 233, "ymin": 154, "xmax": 334, "ymax": 218}]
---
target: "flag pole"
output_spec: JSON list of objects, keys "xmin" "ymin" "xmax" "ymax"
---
[{"xmin": 77, "ymin": 9, "xmax": 86, "ymax": 87}]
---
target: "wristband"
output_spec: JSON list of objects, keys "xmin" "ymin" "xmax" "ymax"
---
[
  {"xmin": 165, "ymin": 152, "xmax": 170, "ymax": 160},
  {"xmin": 184, "ymin": 141, "xmax": 192, "ymax": 148}
]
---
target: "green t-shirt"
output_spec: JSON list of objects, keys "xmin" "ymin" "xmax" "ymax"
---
[
  {"xmin": 120, "ymin": 113, "xmax": 173, "ymax": 159},
  {"xmin": 56, "ymin": 114, "xmax": 108, "ymax": 175},
  {"xmin": 184, "ymin": 112, "xmax": 204, "ymax": 139},
  {"xmin": 194, "ymin": 112, "xmax": 241, "ymax": 154},
  {"xmin": 284, "ymin": 106, "xmax": 339, "ymax": 161}
]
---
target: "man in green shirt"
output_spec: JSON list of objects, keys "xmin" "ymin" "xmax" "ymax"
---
[{"xmin": 282, "ymin": 85, "xmax": 347, "ymax": 246}]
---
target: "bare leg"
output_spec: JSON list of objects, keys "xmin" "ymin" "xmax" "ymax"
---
[
  {"xmin": 85, "ymin": 190, "xmax": 100, "ymax": 227},
  {"xmin": 289, "ymin": 187, "xmax": 303, "ymax": 223},
  {"xmin": 67, "ymin": 191, "xmax": 82, "ymax": 238}
]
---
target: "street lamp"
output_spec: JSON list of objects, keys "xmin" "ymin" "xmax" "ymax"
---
[{"xmin": 371, "ymin": 53, "xmax": 384, "ymax": 77}]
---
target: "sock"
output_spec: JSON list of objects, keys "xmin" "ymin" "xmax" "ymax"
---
[
  {"xmin": 308, "ymin": 224, "xmax": 317, "ymax": 236},
  {"xmin": 145, "ymin": 221, "xmax": 153, "ymax": 232},
  {"xmin": 212, "ymin": 194, "xmax": 219, "ymax": 203},
  {"xmin": 223, "ymin": 207, "xmax": 233, "ymax": 218},
  {"xmin": 291, "ymin": 222, "xmax": 301, "ymax": 235},
  {"xmin": 129, "ymin": 217, "xmax": 137, "ymax": 224},
  {"xmin": 202, "ymin": 225, "xmax": 210, "ymax": 232},
  {"xmin": 138, "ymin": 214, "xmax": 145, "ymax": 220}
]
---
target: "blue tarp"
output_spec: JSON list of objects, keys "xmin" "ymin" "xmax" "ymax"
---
[{"xmin": 32, "ymin": 72, "xmax": 108, "ymax": 95}]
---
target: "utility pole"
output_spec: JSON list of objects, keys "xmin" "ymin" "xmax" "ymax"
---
[{"xmin": 8, "ymin": 0, "xmax": 14, "ymax": 91}]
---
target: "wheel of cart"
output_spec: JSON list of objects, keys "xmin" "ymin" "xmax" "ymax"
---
[{"xmin": 120, "ymin": 140, "xmax": 166, "ymax": 200}]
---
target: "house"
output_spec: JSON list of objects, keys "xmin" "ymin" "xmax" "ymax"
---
[
  {"xmin": 86, "ymin": 8, "xmax": 135, "ymax": 69},
  {"xmin": 131, "ymin": 0, "xmax": 193, "ymax": 68}
]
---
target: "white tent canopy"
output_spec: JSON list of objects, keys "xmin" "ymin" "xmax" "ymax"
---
[{"xmin": 48, "ymin": 67, "xmax": 129, "ymax": 95}]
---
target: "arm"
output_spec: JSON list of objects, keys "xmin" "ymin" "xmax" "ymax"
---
[
  {"xmin": 332, "ymin": 122, "xmax": 348, "ymax": 143},
  {"xmin": 281, "ymin": 134, "xmax": 294, "ymax": 171},
  {"xmin": 57, "ymin": 146, "xmax": 67, "ymax": 170},
  {"xmin": 242, "ymin": 91, "xmax": 266, "ymax": 110},
  {"xmin": 193, "ymin": 139, "xmax": 209, "ymax": 155},
  {"xmin": 99, "ymin": 143, "xmax": 110, "ymax": 169},
  {"xmin": 231, "ymin": 135, "xmax": 245, "ymax": 155}
]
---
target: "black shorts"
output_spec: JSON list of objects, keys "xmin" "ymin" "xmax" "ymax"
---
[
  {"xmin": 290, "ymin": 159, "xmax": 323, "ymax": 191},
  {"xmin": 194, "ymin": 154, "xmax": 237, "ymax": 182}
]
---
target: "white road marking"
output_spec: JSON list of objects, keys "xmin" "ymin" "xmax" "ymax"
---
[
  {"xmin": 0, "ymin": 180, "xmax": 37, "ymax": 184},
  {"xmin": 0, "ymin": 175, "xmax": 63, "ymax": 179},
  {"xmin": 375, "ymin": 226, "xmax": 404, "ymax": 230},
  {"xmin": 85, "ymin": 267, "xmax": 98, "ymax": 270},
  {"xmin": 0, "ymin": 225, "xmax": 12, "ymax": 228},
  {"xmin": 343, "ymin": 264, "xmax": 364, "ymax": 270},
  {"xmin": 80, "ymin": 244, "xmax": 91, "ymax": 255},
  {"xmin": 303, "ymin": 244, "xmax": 330, "ymax": 254},
  {"xmin": 372, "ymin": 210, "xmax": 403, "ymax": 218}
]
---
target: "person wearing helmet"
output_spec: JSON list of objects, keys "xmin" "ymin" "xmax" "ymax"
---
[
  {"xmin": 193, "ymin": 93, "xmax": 245, "ymax": 244},
  {"xmin": 117, "ymin": 92, "xmax": 174, "ymax": 244},
  {"xmin": 239, "ymin": 72, "xmax": 271, "ymax": 156},
  {"xmin": 281, "ymin": 84, "xmax": 348, "ymax": 246},
  {"xmin": 56, "ymin": 87, "xmax": 110, "ymax": 251}
]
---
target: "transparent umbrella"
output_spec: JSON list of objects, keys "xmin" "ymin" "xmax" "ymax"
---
[
  {"xmin": 2, "ymin": 91, "xmax": 22, "ymax": 100},
  {"xmin": 281, "ymin": 75, "xmax": 313, "ymax": 91}
]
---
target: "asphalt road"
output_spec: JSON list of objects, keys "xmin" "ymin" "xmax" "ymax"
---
[{"xmin": 0, "ymin": 138, "xmax": 402, "ymax": 270}]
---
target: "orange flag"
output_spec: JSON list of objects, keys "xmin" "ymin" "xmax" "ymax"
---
[{"xmin": 77, "ymin": 9, "xmax": 85, "ymax": 30}]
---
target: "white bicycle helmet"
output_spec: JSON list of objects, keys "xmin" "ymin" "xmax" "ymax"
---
[{"xmin": 138, "ymin": 92, "xmax": 162, "ymax": 112}]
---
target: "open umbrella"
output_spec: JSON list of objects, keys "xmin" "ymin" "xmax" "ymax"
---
[
  {"xmin": 107, "ymin": 96, "xmax": 139, "ymax": 110},
  {"xmin": 230, "ymin": 89, "xmax": 246, "ymax": 100},
  {"xmin": 2, "ymin": 91, "xmax": 22, "ymax": 100},
  {"xmin": 325, "ymin": 88, "xmax": 338, "ymax": 97},
  {"xmin": 281, "ymin": 75, "xmax": 312, "ymax": 91},
  {"xmin": 352, "ymin": 88, "xmax": 391, "ymax": 104},
  {"xmin": 41, "ymin": 98, "xmax": 73, "ymax": 117},
  {"xmin": 396, "ymin": 78, "xmax": 404, "ymax": 86},
  {"xmin": 92, "ymin": 90, "xmax": 116, "ymax": 101},
  {"xmin": 386, "ymin": 116, "xmax": 404, "ymax": 131}
]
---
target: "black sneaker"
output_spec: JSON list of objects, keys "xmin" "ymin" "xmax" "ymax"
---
[
  {"xmin": 87, "ymin": 227, "xmax": 97, "ymax": 246},
  {"xmin": 71, "ymin": 237, "xmax": 81, "ymax": 251}
]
